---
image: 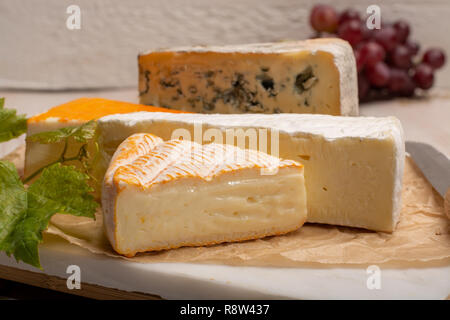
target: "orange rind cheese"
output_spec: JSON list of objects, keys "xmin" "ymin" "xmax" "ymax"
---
[
  {"xmin": 28, "ymin": 97, "xmax": 183, "ymax": 124},
  {"xmin": 102, "ymin": 133, "xmax": 307, "ymax": 256},
  {"xmin": 25, "ymin": 97, "xmax": 184, "ymax": 182}
]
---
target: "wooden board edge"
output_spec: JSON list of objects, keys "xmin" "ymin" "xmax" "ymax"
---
[{"xmin": 0, "ymin": 264, "xmax": 162, "ymax": 300}]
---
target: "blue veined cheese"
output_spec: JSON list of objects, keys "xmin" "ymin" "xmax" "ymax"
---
[
  {"xmin": 138, "ymin": 38, "xmax": 358, "ymax": 116},
  {"xmin": 102, "ymin": 133, "xmax": 307, "ymax": 256},
  {"xmin": 97, "ymin": 112, "xmax": 405, "ymax": 232}
]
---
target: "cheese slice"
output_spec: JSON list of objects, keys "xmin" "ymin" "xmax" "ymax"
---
[
  {"xmin": 102, "ymin": 133, "xmax": 307, "ymax": 256},
  {"xmin": 24, "ymin": 97, "xmax": 182, "ymax": 181},
  {"xmin": 138, "ymin": 38, "xmax": 358, "ymax": 116},
  {"xmin": 97, "ymin": 112, "xmax": 405, "ymax": 232}
]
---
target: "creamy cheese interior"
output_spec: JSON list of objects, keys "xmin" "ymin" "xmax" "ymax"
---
[{"xmin": 112, "ymin": 167, "xmax": 307, "ymax": 256}]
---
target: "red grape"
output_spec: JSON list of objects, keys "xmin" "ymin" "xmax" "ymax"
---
[
  {"xmin": 400, "ymin": 77, "xmax": 416, "ymax": 97},
  {"xmin": 422, "ymin": 48, "xmax": 446, "ymax": 69},
  {"xmin": 354, "ymin": 49, "xmax": 365, "ymax": 72},
  {"xmin": 339, "ymin": 9, "xmax": 361, "ymax": 25},
  {"xmin": 306, "ymin": 5, "xmax": 444, "ymax": 101},
  {"xmin": 310, "ymin": 5, "xmax": 339, "ymax": 33},
  {"xmin": 393, "ymin": 20, "xmax": 410, "ymax": 43},
  {"xmin": 367, "ymin": 61, "xmax": 391, "ymax": 87},
  {"xmin": 354, "ymin": 41, "xmax": 366, "ymax": 51},
  {"xmin": 388, "ymin": 69, "xmax": 410, "ymax": 93},
  {"xmin": 359, "ymin": 41, "xmax": 385, "ymax": 67},
  {"xmin": 413, "ymin": 64, "xmax": 434, "ymax": 89},
  {"xmin": 361, "ymin": 24, "xmax": 374, "ymax": 40},
  {"xmin": 390, "ymin": 45, "xmax": 412, "ymax": 69},
  {"xmin": 338, "ymin": 20, "xmax": 363, "ymax": 47},
  {"xmin": 358, "ymin": 73, "xmax": 370, "ymax": 100},
  {"xmin": 405, "ymin": 41, "xmax": 420, "ymax": 56},
  {"xmin": 373, "ymin": 26, "xmax": 398, "ymax": 52}
]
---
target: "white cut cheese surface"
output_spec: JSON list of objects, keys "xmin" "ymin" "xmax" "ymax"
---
[
  {"xmin": 98, "ymin": 112, "xmax": 405, "ymax": 232},
  {"xmin": 102, "ymin": 133, "xmax": 307, "ymax": 256},
  {"xmin": 139, "ymin": 38, "xmax": 358, "ymax": 116},
  {"xmin": 25, "ymin": 118, "xmax": 86, "ymax": 181}
]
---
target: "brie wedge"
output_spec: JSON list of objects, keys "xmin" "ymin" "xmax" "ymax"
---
[
  {"xmin": 138, "ymin": 38, "xmax": 358, "ymax": 115},
  {"xmin": 98, "ymin": 112, "xmax": 405, "ymax": 232},
  {"xmin": 102, "ymin": 133, "xmax": 307, "ymax": 256}
]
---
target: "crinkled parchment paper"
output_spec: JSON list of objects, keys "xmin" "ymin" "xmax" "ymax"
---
[{"xmin": 5, "ymin": 146, "xmax": 450, "ymax": 266}]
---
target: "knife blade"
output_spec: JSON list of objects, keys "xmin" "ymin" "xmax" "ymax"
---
[
  {"xmin": 406, "ymin": 141, "xmax": 450, "ymax": 217},
  {"xmin": 406, "ymin": 141, "xmax": 450, "ymax": 198}
]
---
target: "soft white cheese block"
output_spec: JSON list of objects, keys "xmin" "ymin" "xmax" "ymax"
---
[
  {"xmin": 102, "ymin": 133, "xmax": 307, "ymax": 256},
  {"xmin": 98, "ymin": 112, "xmax": 405, "ymax": 232},
  {"xmin": 138, "ymin": 38, "xmax": 358, "ymax": 116}
]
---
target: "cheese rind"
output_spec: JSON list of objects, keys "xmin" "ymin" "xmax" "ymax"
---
[
  {"xmin": 98, "ymin": 112, "xmax": 405, "ymax": 232},
  {"xmin": 102, "ymin": 133, "xmax": 307, "ymax": 256},
  {"xmin": 138, "ymin": 38, "xmax": 358, "ymax": 116},
  {"xmin": 24, "ymin": 98, "xmax": 181, "ymax": 181}
]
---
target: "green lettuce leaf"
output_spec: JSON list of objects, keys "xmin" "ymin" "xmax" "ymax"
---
[
  {"xmin": 0, "ymin": 161, "xmax": 97, "ymax": 268},
  {"xmin": 27, "ymin": 120, "xmax": 97, "ymax": 144},
  {"xmin": 0, "ymin": 99, "xmax": 27, "ymax": 142}
]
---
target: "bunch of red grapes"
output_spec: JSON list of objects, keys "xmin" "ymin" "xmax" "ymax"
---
[{"xmin": 309, "ymin": 5, "xmax": 446, "ymax": 102}]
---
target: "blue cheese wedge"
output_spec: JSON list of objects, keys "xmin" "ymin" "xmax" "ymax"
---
[
  {"xmin": 98, "ymin": 112, "xmax": 405, "ymax": 232},
  {"xmin": 138, "ymin": 38, "xmax": 358, "ymax": 116},
  {"xmin": 102, "ymin": 133, "xmax": 307, "ymax": 256}
]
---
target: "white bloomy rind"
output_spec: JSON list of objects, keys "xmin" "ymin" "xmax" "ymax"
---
[
  {"xmin": 98, "ymin": 112, "xmax": 405, "ymax": 232},
  {"xmin": 99, "ymin": 112, "xmax": 401, "ymax": 140}
]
